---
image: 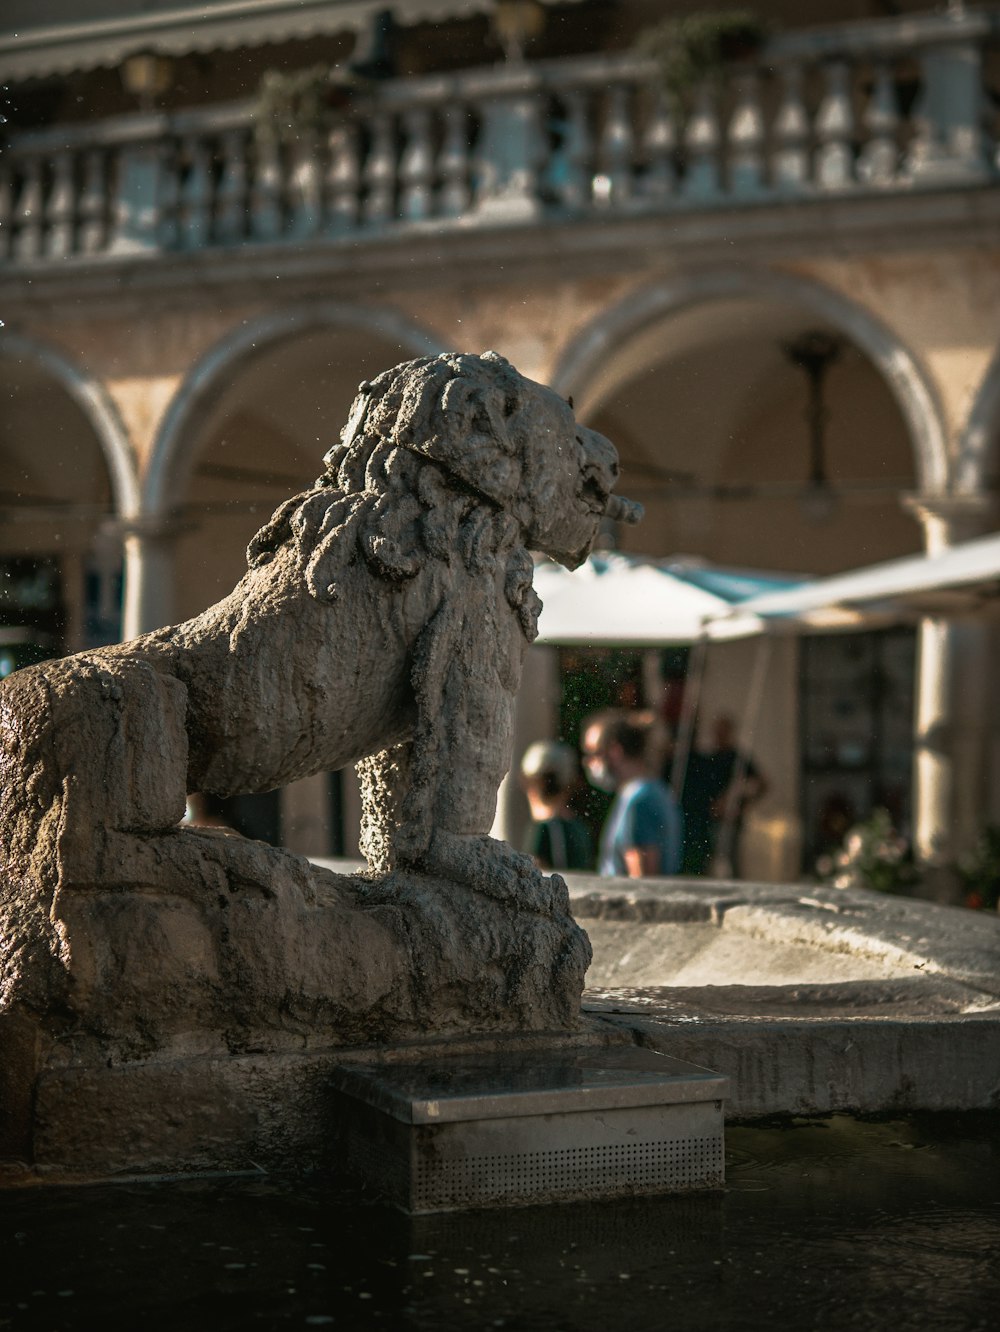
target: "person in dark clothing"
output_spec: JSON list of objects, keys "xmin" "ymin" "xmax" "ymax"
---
[
  {"xmin": 680, "ymin": 714, "xmax": 767, "ymax": 877},
  {"xmin": 519, "ymin": 740, "xmax": 594, "ymax": 872}
]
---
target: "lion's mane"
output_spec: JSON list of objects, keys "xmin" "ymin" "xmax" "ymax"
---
[{"xmin": 245, "ymin": 352, "xmax": 540, "ymax": 640}]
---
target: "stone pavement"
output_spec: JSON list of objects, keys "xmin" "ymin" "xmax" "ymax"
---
[{"xmin": 567, "ymin": 875, "xmax": 1000, "ymax": 1118}]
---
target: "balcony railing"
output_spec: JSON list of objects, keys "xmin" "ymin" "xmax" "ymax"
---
[{"xmin": 1, "ymin": 8, "xmax": 998, "ymax": 267}]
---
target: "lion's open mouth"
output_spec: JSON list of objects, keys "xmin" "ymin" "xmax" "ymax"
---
[
  {"xmin": 580, "ymin": 471, "xmax": 610, "ymax": 515},
  {"xmin": 580, "ymin": 469, "xmax": 643, "ymax": 526}
]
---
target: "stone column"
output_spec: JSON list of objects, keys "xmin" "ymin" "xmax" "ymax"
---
[
  {"xmin": 120, "ymin": 515, "xmax": 181, "ymax": 639},
  {"xmin": 903, "ymin": 494, "xmax": 998, "ymax": 896}
]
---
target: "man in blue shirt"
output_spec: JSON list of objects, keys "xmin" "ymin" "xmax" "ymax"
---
[{"xmin": 582, "ymin": 711, "xmax": 683, "ymax": 878}]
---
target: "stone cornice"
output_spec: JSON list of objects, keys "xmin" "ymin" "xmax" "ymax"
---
[{"xmin": 2, "ymin": 186, "xmax": 1000, "ymax": 320}]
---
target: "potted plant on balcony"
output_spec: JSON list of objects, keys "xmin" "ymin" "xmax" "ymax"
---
[
  {"xmin": 253, "ymin": 8, "xmax": 397, "ymax": 146},
  {"xmin": 634, "ymin": 9, "xmax": 770, "ymax": 107},
  {"xmin": 254, "ymin": 65, "xmax": 371, "ymax": 147}
]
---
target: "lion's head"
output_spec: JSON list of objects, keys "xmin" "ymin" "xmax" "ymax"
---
[
  {"xmin": 332, "ymin": 351, "xmax": 638, "ymax": 568},
  {"xmin": 247, "ymin": 352, "xmax": 640, "ymax": 601}
]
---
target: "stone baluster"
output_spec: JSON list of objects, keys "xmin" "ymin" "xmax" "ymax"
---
[
  {"xmin": 214, "ymin": 128, "xmax": 250, "ymax": 243},
  {"xmin": 905, "ymin": 35, "xmax": 990, "ymax": 183},
  {"xmin": 251, "ymin": 135, "xmax": 284, "ymax": 241},
  {"xmin": 641, "ymin": 88, "xmax": 677, "ymax": 202},
  {"xmin": 45, "ymin": 150, "xmax": 76, "ymax": 258},
  {"xmin": 473, "ymin": 86, "xmax": 544, "ymax": 221},
  {"xmin": 399, "ymin": 107, "xmax": 435, "ymax": 221},
  {"xmin": 287, "ymin": 133, "xmax": 322, "ymax": 238},
  {"xmin": 109, "ymin": 136, "xmax": 164, "ymax": 253},
  {"xmin": 857, "ymin": 60, "xmax": 900, "ymax": 186},
  {"xmin": 546, "ymin": 88, "xmax": 590, "ymax": 210},
  {"xmin": 595, "ymin": 84, "xmax": 634, "ymax": 206},
  {"xmin": 681, "ymin": 82, "xmax": 722, "ymax": 200},
  {"xmin": 815, "ymin": 60, "xmax": 855, "ymax": 190},
  {"xmin": 13, "ymin": 156, "xmax": 44, "ymax": 260},
  {"xmin": 772, "ymin": 63, "xmax": 811, "ymax": 191},
  {"xmin": 78, "ymin": 150, "xmax": 107, "ymax": 254},
  {"xmin": 178, "ymin": 135, "xmax": 212, "ymax": 248},
  {"xmin": 363, "ymin": 113, "xmax": 397, "ymax": 225},
  {"xmin": 325, "ymin": 122, "xmax": 361, "ymax": 231},
  {"xmin": 727, "ymin": 69, "xmax": 766, "ymax": 196},
  {"xmin": 438, "ymin": 103, "xmax": 471, "ymax": 217}
]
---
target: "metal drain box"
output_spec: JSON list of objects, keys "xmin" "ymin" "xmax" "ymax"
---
[{"xmin": 331, "ymin": 1046, "xmax": 728, "ymax": 1213}]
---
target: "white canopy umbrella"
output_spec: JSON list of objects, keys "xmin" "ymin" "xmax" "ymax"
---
[
  {"xmin": 532, "ymin": 553, "xmax": 800, "ymax": 646},
  {"xmin": 528, "ymin": 553, "xmax": 801, "ymax": 844},
  {"xmin": 713, "ymin": 531, "xmax": 1000, "ymax": 634}
]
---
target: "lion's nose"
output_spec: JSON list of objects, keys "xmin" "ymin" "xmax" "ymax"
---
[
  {"xmin": 578, "ymin": 426, "xmax": 643, "ymax": 527},
  {"xmin": 578, "ymin": 425, "xmax": 618, "ymax": 476},
  {"xmin": 605, "ymin": 493, "xmax": 644, "ymax": 525}
]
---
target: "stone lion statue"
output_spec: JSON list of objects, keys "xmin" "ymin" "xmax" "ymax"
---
[{"xmin": 0, "ymin": 352, "xmax": 639, "ymax": 1061}]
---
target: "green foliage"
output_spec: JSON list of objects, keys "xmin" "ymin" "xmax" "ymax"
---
[
  {"xmin": 816, "ymin": 807, "xmax": 920, "ymax": 896},
  {"xmin": 957, "ymin": 826, "xmax": 1000, "ymax": 911},
  {"xmin": 634, "ymin": 9, "xmax": 770, "ymax": 105}
]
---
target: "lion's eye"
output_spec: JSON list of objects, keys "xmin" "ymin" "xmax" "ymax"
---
[{"xmin": 567, "ymin": 396, "xmax": 575, "ymax": 410}]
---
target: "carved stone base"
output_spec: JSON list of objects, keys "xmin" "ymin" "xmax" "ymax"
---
[
  {"xmin": 8, "ymin": 1027, "xmax": 642, "ymax": 1179},
  {"xmin": 0, "ymin": 844, "xmax": 592, "ymax": 1172}
]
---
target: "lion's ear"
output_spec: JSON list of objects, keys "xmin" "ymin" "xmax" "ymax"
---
[
  {"xmin": 438, "ymin": 375, "xmax": 512, "ymax": 451},
  {"xmin": 421, "ymin": 376, "xmax": 521, "ymax": 504}
]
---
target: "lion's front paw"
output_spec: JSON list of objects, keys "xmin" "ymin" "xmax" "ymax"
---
[{"xmin": 421, "ymin": 832, "xmax": 571, "ymax": 918}]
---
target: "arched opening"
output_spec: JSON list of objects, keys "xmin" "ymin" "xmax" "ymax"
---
[
  {"xmin": 575, "ymin": 296, "xmax": 923, "ymax": 573},
  {"xmin": 0, "ymin": 354, "xmax": 124, "ymax": 672},
  {"xmin": 548, "ymin": 285, "xmax": 934, "ymax": 882}
]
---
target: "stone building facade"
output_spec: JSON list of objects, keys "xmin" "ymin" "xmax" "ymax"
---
[{"xmin": 3, "ymin": 0, "xmax": 1000, "ymax": 880}]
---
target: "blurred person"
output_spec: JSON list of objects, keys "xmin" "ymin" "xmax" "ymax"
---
[
  {"xmin": 519, "ymin": 740, "xmax": 593, "ymax": 872},
  {"xmin": 681, "ymin": 713, "xmax": 767, "ymax": 877},
  {"xmin": 582, "ymin": 710, "xmax": 683, "ymax": 878}
]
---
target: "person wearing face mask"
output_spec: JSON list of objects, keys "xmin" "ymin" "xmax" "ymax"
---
[{"xmin": 581, "ymin": 710, "xmax": 683, "ymax": 879}]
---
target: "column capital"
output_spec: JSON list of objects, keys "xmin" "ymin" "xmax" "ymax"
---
[
  {"xmin": 901, "ymin": 491, "xmax": 998, "ymax": 553},
  {"xmin": 116, "ymin": 512, "xmax": 192, "ymax": 543}
]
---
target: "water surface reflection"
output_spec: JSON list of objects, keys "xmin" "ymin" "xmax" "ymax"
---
[{"xmin": 1, "ymin": 1115, "xmax": 997, "ymax": 1331}]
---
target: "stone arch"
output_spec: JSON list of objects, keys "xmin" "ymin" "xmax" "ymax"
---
[
  {"xmin": 552, "ymin": 267, "xmax": 949, "ymax": 495},
  {"xmin": 0, "ymin": 327, "xmax": 139, "ymax": 517},
  {"xmin": 143, "ymin": 302, "xmax": 446, "ymax": 517},
  {"xmin": 954, "ymin": 347, "xmax": 1000, "ymax": 495}
]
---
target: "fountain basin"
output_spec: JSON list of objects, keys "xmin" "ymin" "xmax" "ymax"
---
[{"xmin": 566, "ymin": 875, "xmax": 1000, "ymax": 1119}]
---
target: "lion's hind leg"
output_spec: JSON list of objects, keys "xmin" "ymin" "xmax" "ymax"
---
[{"xmin": 4, "ymin": 654, "xmax": 191, "ymax": 894}]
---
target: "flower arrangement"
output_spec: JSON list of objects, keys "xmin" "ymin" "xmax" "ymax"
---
[
  {"xmin": 816, "ymin": 807, "xmax": 920, "ymax": 896},
  {"xmin": 633, "ymin": 9, "xmax": 770, "ymax": 106},
  {"xmin": 957, "ymin": 826, "xmax": 1000, "ymax": 911}
]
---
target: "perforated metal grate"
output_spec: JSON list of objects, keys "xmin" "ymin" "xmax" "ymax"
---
[
  {"xmin": 332, "ymin": 1047, "xmax": 729, "ymax": 1213},
  {"xmin": 412, "ymin": 1134, "xmax": 724, "ymax": 1210}
]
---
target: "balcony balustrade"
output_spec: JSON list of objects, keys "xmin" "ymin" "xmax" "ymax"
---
[{"xmin": 1, "ymin": 8, "xmax": 998, "ymax": 268}]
